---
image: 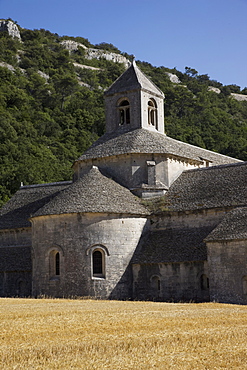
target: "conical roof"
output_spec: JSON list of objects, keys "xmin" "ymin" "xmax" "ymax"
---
[
  {"xmin": 32, "ymin": 166, "xmax": 149, "ymax": 217},
  {"xmin": 105, "ymin": 60, "xmax": 164, "ymax": 98}
]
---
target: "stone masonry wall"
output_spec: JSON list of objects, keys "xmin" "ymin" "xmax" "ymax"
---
[
  {"xmin": 78, "ymin": 153, "xmax": 169, "ymax": 191},
  {"xmin": 0, "ymin": 228, "xmax": 32, "ymax": 296},
  {"xmin": 31, "ymin": 213, "xmax": 147, "ymax": 299},
  {"xmin": 140, "ymin": 90, "xmax": 164, "ymax": 134},
  {"xmin": 167, "ymin": 157, "xmax": 201, "ymax": 187},
  {"xmin": 105, "ymin": 90, "xmax": 142, "ymax": 133},
  {"xmin": 154, "ymin": 208, "xmax": 229, "ymax": 231},
  {"xmin": 132, "ymin": 261, "xmax": 209, "ymax": 302},
  {"xmin": 0, "ymin": 228, "xmax": 31, "ymax": 247},
  {"xmin": 207, "ymin": 239, "xmax": 247, "ymax": 304},
  {"xmin": 133, "ymin": 208, "xmax": 230, "ymax": 302}
]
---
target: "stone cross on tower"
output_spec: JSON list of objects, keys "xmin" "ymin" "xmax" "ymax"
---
[{"xmin": 104, "ymin": 60, "xmax": 165, "ymax": 134}]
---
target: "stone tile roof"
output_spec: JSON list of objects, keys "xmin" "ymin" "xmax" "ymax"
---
[
  {"xmin": 0, "ymin": 246, "xmax": 31, "ymax": 270},
  {"xmin": 32, "ymin": 166, "xmax": 149, "ymax": 218},
  {"xmin": 76, "ymin": 127, "xmax": 241, "ymax": 165},
  {"xmin": 205, "ymin": 207, "xmax": 247, "ymax": 242},
  {"xmin": 166, "ymin": 162, "xmax": 247, "ymax": 212},
  {"xmin": 105, "ymin": 60, "xmax": 164, "ymax": 97},
  {"xmin": 0, "ymin": 182, "xmax": 71, "ymax": 229},
  {"xmin": 132, "ymin": 226, "xmax": 214, "ymax": 264}
]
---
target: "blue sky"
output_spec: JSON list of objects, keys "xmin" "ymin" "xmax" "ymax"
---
[{"xmin": 1, "ymin": 0, "xmax": 247, "ymax": 88}]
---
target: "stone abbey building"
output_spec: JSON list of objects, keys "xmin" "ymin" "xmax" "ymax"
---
[{"xmin": 0, "ymin": 61, "xmax": 247, "ymax": 304}]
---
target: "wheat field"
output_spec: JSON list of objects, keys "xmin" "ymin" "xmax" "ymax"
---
[{"xmin": 0, "ymin": 298, "xmax": 247, "ymax": 369}]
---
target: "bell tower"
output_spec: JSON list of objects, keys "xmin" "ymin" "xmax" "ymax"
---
[{"xmin": 104, "ymin": 60, "xmax": 165, "ymax": 134}]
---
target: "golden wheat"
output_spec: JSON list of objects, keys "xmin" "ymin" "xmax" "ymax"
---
[{"xmin": 0, "ymin": 298, "xmax": 247, "ymax": 369}]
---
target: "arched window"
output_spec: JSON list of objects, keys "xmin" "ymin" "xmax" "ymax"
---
[
  {"xmin": 151, "ymin": 275, "xmax": 161, "ymax": 292},
  {"xmin": 242, "ymin": 276, "xmax": 247, "ymax": 295},
  {"xmin": 92, "ymin": 249, "xmax": 105, "ymax": 278},
  {"xmin": 55, "ymin": 252, "xmax": 60, "ymax": 276},
  {"xmin": 200, "ymin": 274, "xmax": 209, "ymax": 290},
  {"xmin": 49, "ymin": 250, "xmax": 61, "ymax": 278},
  {"xmin": 0, "ymin": 272, "xmax": 4, "ymax": 295},
  {"xmin": 17, "ymin": 279, "xmax": 26, "ymax": 297},
  {"xmin": 148, "ymin": 99, "xmax": 157, "ymax": 129},
  {"xmin": 86, "ymin": 244, "xmax": 109, "ymax": 279},
  {"xmin": 118, "ymin": 99, "xmax": 130, "ymax": 125}
]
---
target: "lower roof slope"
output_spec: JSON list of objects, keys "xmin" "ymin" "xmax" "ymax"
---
[
  {"xmin": 0, "ymin": 246, "xmax": 31, "ymax": 271},
  {"xmin": 166, "ymin": 162, "xmax": 247, "ymax": 212},
  {"xmin": 0, "ymin": 182, "xmax": 71, "ymax": 230},
  {"xmin": 76, "ymin": 127, "xmax": 241, "ymax": 165},
  {"xmin": 206, "ymin": 207, "xmax": 247, "ymax": 242},
  {"xmin": 132, "ymin": 226, "xmax": 214, "ymax": 264},
  {"xmin": 32, "ymin": 166, "xmax": 149, "ymax": 218}
]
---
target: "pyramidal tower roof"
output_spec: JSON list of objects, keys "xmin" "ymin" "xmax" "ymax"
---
[{"xmin": 105, "ymin": 60, "xmax": 164, "ymax": 98}]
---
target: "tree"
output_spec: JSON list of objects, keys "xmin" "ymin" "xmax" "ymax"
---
[
  {"xmin": 52, "ymin": 73, "xmax": 79, "ymax": 109},
  {"xmin": 94, "ymin": 42, "xmax": 120, "ymax": 53},
  {"xmin": 185, "ymin": 66, "xmax": 198, "ymax": 78},
  {"xmin": 225, "ymin": 84, "xmax": 241, "ymax": 93}
]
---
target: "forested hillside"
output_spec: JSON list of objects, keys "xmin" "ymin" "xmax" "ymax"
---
[{"xmin": 0, "ymin": 20, "xmax": 247, "ymax": 206}]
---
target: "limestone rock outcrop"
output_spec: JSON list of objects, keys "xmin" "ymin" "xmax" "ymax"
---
[
  {"xmin": 0, "ymin": 62, "xmax": 16, "ymax": 72},
  {"xmin": 60, "ymin": 40, "xmax": 87, "ymax": 51},
  {"xmin": 85, "ymin": 48, "xmax": 130, "ymax": 68},
  {"xmin": 208, "ymin": 86, "xmax": 221, "ymax": 94},
  {"xmin": 60, "ymin": 40, "xmax": 130, "ymax": 68},
  {"xmin": 165, "ymin": 72, "xmax": 181, "ymax": 84},
  {"xmin": 230, "ymin": 93, "xmax": 247, "ymax": 102},
  {"xmin": 0, "ymin": 20, "xmax": 21, "ymax": 39}
]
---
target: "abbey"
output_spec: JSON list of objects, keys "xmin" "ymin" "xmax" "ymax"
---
[{"xmin": 0, "ymin": 61, "xmax": 246, "ymax": 303}]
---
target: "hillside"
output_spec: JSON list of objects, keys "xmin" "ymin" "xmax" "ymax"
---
[{"xmin": 0, "ymin": 19, "xmax": 247, "ymax": 206}]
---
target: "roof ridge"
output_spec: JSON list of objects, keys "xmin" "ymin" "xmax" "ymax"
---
[
  {"xmin": 183, "ymin": 160, "xmax": 246, "ymax": 174},
  {"xmin": 132, "ymin": 61, "xmax": 164, "ymax": 97},
  {"xmin": 165, "ymin": 135, "xmax": 243, "ymax": 161},
  {"xmin": 20, "ymin": 181, "xmax": 72, "ymax": 190},
  {"xmin": 104, "ymin": 61, "xmax": 164, "ymax": 97}
]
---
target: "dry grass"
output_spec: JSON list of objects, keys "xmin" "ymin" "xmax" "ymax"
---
[{"xmin": 0, "ymin": 299, "xmax": 247, "ymax": 369}]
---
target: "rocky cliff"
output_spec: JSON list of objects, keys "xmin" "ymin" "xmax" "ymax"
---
[
  {"xmin": 60, "ymin": 40, "xmax": 130, "ymax": 68},
  {"xmin": 0, "ymin": 20, "xmax": 21, "ymax": 39}
]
